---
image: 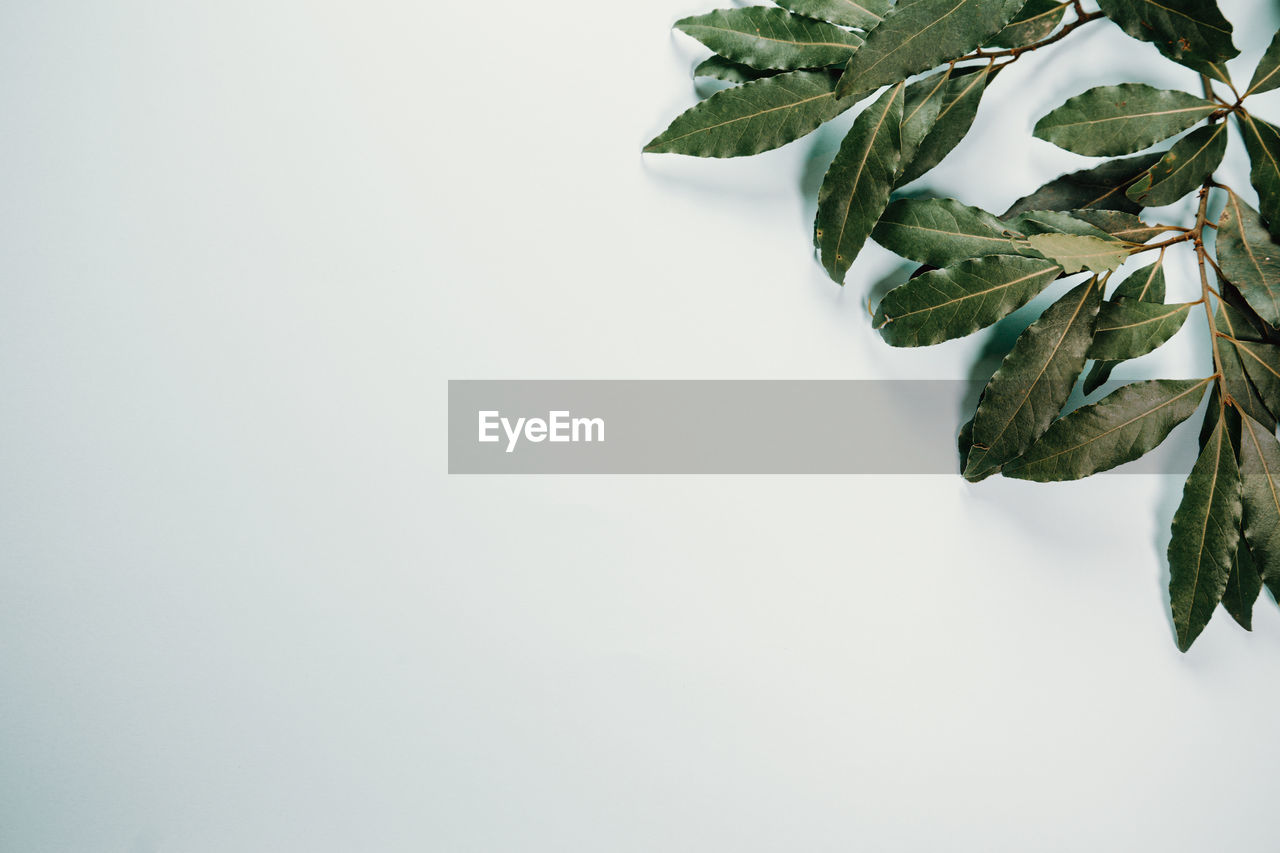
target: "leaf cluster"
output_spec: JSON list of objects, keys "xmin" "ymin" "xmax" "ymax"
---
[{"xmin": 648, "ymin": 0, "xmax": 1280, "ymax": 650}]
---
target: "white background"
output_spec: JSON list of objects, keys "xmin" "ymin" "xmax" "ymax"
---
[{"xmin": 4, "ymin": 1, "xmax": 1280, "ymax": 851}]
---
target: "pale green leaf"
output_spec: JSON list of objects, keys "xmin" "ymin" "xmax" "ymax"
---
[{"xmin": 1024, "ymin": 233, "xmax": 1131, "ymax": 273}]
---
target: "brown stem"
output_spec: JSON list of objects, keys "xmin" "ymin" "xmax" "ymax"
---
[{"xmin": 954, "ymin": 9, "xmax": 1105, "ymax": 64}]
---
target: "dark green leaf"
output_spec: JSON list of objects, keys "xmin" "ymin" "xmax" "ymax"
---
[
  {"xmin": 987, "ymin": 0, "xmax": 1066, "ymax": 49},
  {"xmin": 1247, "ymin": 29, "xmax": 1280, "ymax": 96},
  {"xmin": 835, "ymin": 0, "xmax": 1024, "ymax": 97},
  {"xmin": 774, "ymin": 0, "xmax": 889, "ymax": 30},
  {"xmin": 1221, "ymin": 281, "xmax": 1280, "ymax": 344},
  {"xmin": 1086, "ymin": 299, "xmax": 1194, "ymax": 360},
  {"xmin": 1071, "ymin": 210, "xmax": 1166, "ymax": 244},
  {"xmin": 896, "ymin": 65, "xmax": 992, "ymax": 186},
  {"xmin": 872, "ymin": 198, "xmax": 1020, "ymax": 267},
  {"xmin": 1232, "ymin": 339, "xmax": 1280, "ymax": 422},
  {"xmin": 693, "ymin": 55, "xmax": 781, "ymax": 84},
  {"xmin": 1222, "ymin": 538, "xmax": 1263, "ymax": 630},
  {"xmin": 959, "ymin": 411, "xmax": 978, "ymax": 472},
  {"xmin": 1023, "ymin": 233, "xmax": 1130, "ymax": 273},
  {"xmin": 873, "ymin": 255, "xmax": 1062, "ymax": 346},
  {"xmin": 1238, "ymin": 112, "xmax": 1280, "ymax": 233},
  {"xmin": 1006, "ymin": 210, "xmax": 1115, "ymax": 238},
  {"xmin": 1215, "ymin": 190, "xmax": 1280, "ymax": 328},
  {"xmin": 675, "ymin": 8, "xmax": 864, "ymax": 71},
  {"xmin": 645, "ymin": 70, "xmax": 849, "ymax": 157},
  {"xmin": 1003, "ymin": 154, "xmax": 1162, "ymax": 217},
  {"xmin": 1083, "ymin": 260, "xmax": 1167, "ymax": 394},
  {"xmin": 814, "ymin": 83, "xmax": 903, "ymax": 282},
  {"xmin": 1169, "ymin": 412, "xmax": 1242, "ymax": 651},
  {"xmin": 1217, "ymin": 301, "xmax": 1278, "ymax": 431},
  {"xmin": 965, "ymin": 278, "xmax": 1103, "ymax": 479},
  {"xmin": 1239, "ymin": 412, "xmax": 1280, "ymax": 583},
  {"xmin": 899, "ymin": 70, "xmax": 952, "ymax": 175},
  {"xmin": 1096, "ymin": 0, "xmax": 1238, "ymax": 82},
  {"xmin": 1126, "ymin": 123, "xmax": 1228, "ymax": 207},
  {"xmin": 1004, "ymin": 377, "xmax": 1211, "ymax": 481},
  {"xmin": 1033, "ymin": 84, "xmax": 1216, "ymax": 157}
]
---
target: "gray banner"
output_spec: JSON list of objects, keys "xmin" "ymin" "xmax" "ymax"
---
[{"xmin": 448, "ymin": 380, "xmax": 1202, "ymax": 475}]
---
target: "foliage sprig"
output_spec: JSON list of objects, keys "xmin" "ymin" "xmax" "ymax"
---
[{"xmin": 647, "ymin": 0, "xmax": 1280, "ymax": 650}]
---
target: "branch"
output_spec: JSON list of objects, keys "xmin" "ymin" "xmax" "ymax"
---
[{"xmin": 952, "ymin": 8, "xmax": 1105, "ymax": 65}]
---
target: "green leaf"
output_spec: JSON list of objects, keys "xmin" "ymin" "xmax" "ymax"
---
[
  {"xmin": 1086, "ymin": 299, "xmax": 1193, "ymax": 360},
  {"xmin": 773, "ymin": 0, "xmax": 889, "ymax": 30},
  {"xmin": 675, "ymin": 8, "xmax": 864, "ymax": 71},
  {"xmin": 1113, "ymin": 260, "xmax": 1168, "ymax": 303},
  {"xmin": 1239, "ymin": 412, "xmax": 1280, "ymax": 583},
  {"xmin": 873, "ymin": 255, "xmax": 1062, "ymax": 347},
  {"xmin": 1003, "ymin": 377, "xmax": 1211, "ymax": 481},
  {"xmin": 645, "ymin": 70, "xmax": 849, "ymax": 158},
  {"xmin": 1222, "ymin": 538, "xmax": 1263, "ymax": 630},
  {"xmin": 1083, "ymin": 260, "xmax": 1167, "ymax": 394},
  {"xmin": 1004, "ymin": 154, "xmax": 1162, "ymax": 217},
  {"xmin": 872, "ymin": 198, "xmax": 1020, "ymax": 267},
  {"xmin": 1247, "ymin": 29, "xmax": 1280, "ymax": 96},
  {"xmin": 987, "ymin": 0, "xmax": 1066, "ymax": 48},
  {"xmin": 835, "ymin": 0, "xmax": 1024, "ymax": 97},
  {"xmin": 1232, "ymin": 339, "xmax": 1280, "ymax": 422},
  {"xmin": 1217, "ymin": 301, "xmax": 1278, "ymax": 431},
  {"xmin": 1126, "ymin": 123, "xmax": 1228, "ymax": 208},
  {"xmin": 1096, "ymin": 0, "xmax": 1239, "ymax": 82},
  {"xmin": 1071, "ymin": 210, "xmax": 1165, "ymax": 244},
  {"xmin": 1238, "ymin": 112, "xmax": 1280, "ymax": 235},
  {"xmin": 1033, "ymin": 84, "xmax": 1216, "ymax": 157},
  {"xmin": 1169, "ymin": 412, "xmax": 1242, "ymax": 652},
  {"xmin": 1215, "ymin": 190, "xmax": 1280, "ymax": 328},
  {"xmin": 814, "ymin": 83, "xmax": 903, "ymax": 282},
  {"xmin": 964, "ymin": 278, "xmax": 1103, "ymax": 479},
  {"xmin": 896, "ymin": 65, "xmax": 991, "ymax": 186},
  {"xmin": 1006, "ymin": 210, "xmax": 1114, "ymax": 238},
  {"xmin": 693, "ymin": 55, "xmax": 781, "ymax": 84},
  {"xmin": 1024, "ymin": 233, "xmax": 1131, "ymax": 273}
]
